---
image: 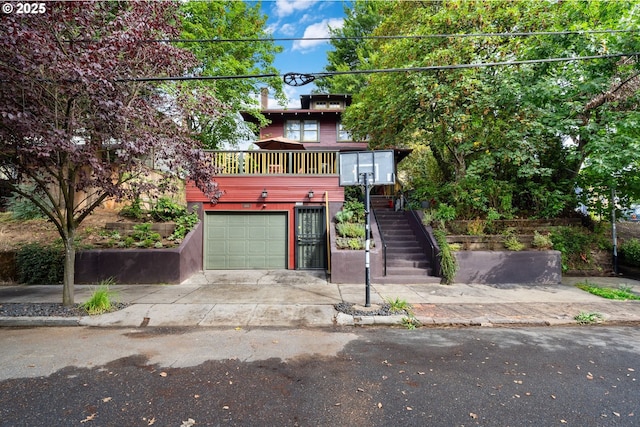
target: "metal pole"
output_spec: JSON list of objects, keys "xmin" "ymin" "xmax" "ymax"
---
[
  {"xmin": 611, "ymin": 187, "xmax": 618, "ymax": 274},
  {"xmin": 363, "ymin": 173, "xmax": 371, "ymax": 307}
]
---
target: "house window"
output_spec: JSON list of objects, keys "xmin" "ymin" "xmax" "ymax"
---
[
  {"xmin": 337, "ymin": 122, "xmax": 352, "ymax": 142},
  {"xmin": 285, "ymin": 120, "xmax": 319, "ymax": 142},
  {"xmin": 329, "ymin": 101, "xmax": 342, "ymax": 109},
  {"xmin": 314, "ymin": 101, "xmax": 327, "ymax": 109}
]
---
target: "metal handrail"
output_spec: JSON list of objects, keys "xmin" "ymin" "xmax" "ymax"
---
[
  {"xmin": 402, "ymin": 194, "xmax": 440, "ymax": 277},
  {"xmin": 371, "ymin": 208, "xmax": 388, "ymax": 276}
]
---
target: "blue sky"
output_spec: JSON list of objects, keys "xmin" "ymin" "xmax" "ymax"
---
[{"xmin": 250, "ymin": 0, "xmax": 349, "ymax": 107}]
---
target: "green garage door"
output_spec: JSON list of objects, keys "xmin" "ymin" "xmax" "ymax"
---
[{"xmin": 205, "ymin": 212, "xmax": 287, "ymax": 269}]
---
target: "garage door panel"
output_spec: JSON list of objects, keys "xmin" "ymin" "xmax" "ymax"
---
[{"xmin": 205, "ymin": 212, "xmax": 286, "ymax": 269}]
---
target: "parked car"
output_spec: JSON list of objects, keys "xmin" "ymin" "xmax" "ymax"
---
[{"xmin": 621, "ymin": 205, "xmax": 640, "ymax": 222}]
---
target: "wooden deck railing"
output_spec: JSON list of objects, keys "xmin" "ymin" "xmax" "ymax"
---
[{"xmin": 207, "ymin": 150, "xmax": 338, "ymax": 175}]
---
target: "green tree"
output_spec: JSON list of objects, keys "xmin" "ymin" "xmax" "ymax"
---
[
  {"xmin": 316, "ymin": 0, "xmax": 392, "ymax": 94},
  {"xmin": 178, "ymin": 1, "xmax": 286, "ymax": 148},
  {"xmin": 340, "ymin": 0, "xmax": 640, "ymax": 218},
  {"xmin": 0, "ymin": 1, "xmax": 221, "ymax": 305}
]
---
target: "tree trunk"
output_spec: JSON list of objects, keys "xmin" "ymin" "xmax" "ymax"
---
[{"xmin": 62, "ymin": 233, "xmax": 76, "ymax": 307}]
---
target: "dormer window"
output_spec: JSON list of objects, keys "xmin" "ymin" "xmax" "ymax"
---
[
  {"xmin": 314, "ymin": 101, "xmax": 327, "ymax": 109},
  {"xmin": 329, "ymin": 101, "xmax": 342, "ymax": 109}
]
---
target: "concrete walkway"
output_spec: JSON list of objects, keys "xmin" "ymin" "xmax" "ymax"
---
[{"xmin": 1, "ymin": 271, "xmax": 640, "ymax": 328}]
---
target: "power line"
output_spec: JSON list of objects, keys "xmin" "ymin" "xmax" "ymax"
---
[
  {"xmin": 115, "ymin": 51, "xmax": 640, "ymax": 86},
  {"xmin": 69, "ymin": 29, "xmax": 638, "ymax": 44}
]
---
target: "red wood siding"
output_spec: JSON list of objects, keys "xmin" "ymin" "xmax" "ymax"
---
[
  {"xmin": 187, "ymin": 176, "xmax": 344, "ymax": 204},
  {"xmin": 188, "ymin": 176, "xmax": 343, "ymax": 269}
]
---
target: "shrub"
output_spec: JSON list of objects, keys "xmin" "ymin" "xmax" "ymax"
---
[
  {"xmin": 532, "ymin": 231, "xmax": 554, "ymax": 250},
  {"xmin": 435, "ymin": 203, "xmax": 456, "ymax": 222},
  {"xmin": 336, "ymin": 222, "xmax": 365, "ymax": 238},
  {"xmin": 433, "ymin": 228, "xmax": 457, "ymax": 285},
  {"xmin": 343, "ymin": 200, "xmax": 365, "ymax": 223},
  {"xmin": 467, "ymin": 218, "xmax": 485, "ymax": 236},
  {"xmin": 169, "ymin": 211, "xmax": 200, "ymax": 241},
  {"xmin": 502, "ymin": 228, "xmax": 524, "ymax": 251},
  {"xmin": 335, "ymin": 209, "xmax": 354, "ymax": 224},
  {"xmin": 150, "ymin": 197, "xmax": 186, "ymax": 222},
  {"xmin": 119, "ymin": 198, "xmax": 144, "ymax": 220},
  {"xmin": 6, "ymin": 190, "xmax": 47, "ymax": 220},
  {"xmin": 620, "ymin": 238, "xmax": 640, "ymax": 267},
  {"xmin": 550, "ymin": 226, "xmax": 598, "ymax": 271},
  {"xmin": 131, "ymin": 223, "xmax": 161, "ymax": 248},
  {"xmin": 15, "ymin": 242, "xmax": 64, "ymax": 284}
]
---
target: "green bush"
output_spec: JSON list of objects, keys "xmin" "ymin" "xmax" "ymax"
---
[
  {"xmin": 336, "ymin": 222, "xmax": 365, "ymax": 238},
  {"xmin": 433, "ymin": 228, "xmax": 457, "ymax": 285},
  {"xmin": 343, "ymin": 200, "xmax": 365, "ymax": 223},
  {"xmin": 131, "ymin": 223, "xmax": 161, "ymax": 248},
  {"xmin": 532, "ymin": 231, "xmax": 554, "ymax": 250},
  {"xmin": 435, "ymin": 203, "xmax": 456, "ymax": 222},
  {"xmin": 119, "ymin": 198, "xmax": 144, "ymax": 220},
  {"xmin": 550, "ymin": 226, "xmax": 605, "ymax": 272},
  {"xmin": 620, "ymin": 238, "xmax": 640, "ymax": 267},
  {"xmin": 335, "ymin": 210, "xmax": 354, "ymax": 224},
  {"xmin": 150, "ymin": 197, "xmax": 186, "ymax": 222},
  {"xmin": 15, "ymin": 243, "xmax": 64, "ymax": 285},
  {"xmin": 169, "ymin": 211, "xmax": 200, "ymax": 241},
  {"xmin": 6, "ymin": 191, "xmax": 47, "ymax": 220}
]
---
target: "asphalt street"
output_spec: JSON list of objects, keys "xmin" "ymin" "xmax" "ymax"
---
[{"xmin": 1, "ymin": 326, "xmax": 638, "ymax": 426}]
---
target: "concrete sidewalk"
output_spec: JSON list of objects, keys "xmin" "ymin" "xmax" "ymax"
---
[{"xmin": 1, "ymin": 270, "xmax": 640, "ymax": 328}]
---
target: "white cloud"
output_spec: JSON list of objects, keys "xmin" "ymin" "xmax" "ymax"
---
[
  {"xmin": 275, "ymin": 0, "xmax": 319, "ymax": 18},
  {"xmin": 292, "ymin": 18, "xmax": 343, "ymax": 52},
  {"xmin": 279, "ymin": 23, "xmax": 297, "ymax": 36}
]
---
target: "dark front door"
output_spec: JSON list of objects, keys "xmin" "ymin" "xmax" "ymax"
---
[{"xmin": 295, "ymin": 207, "xmax": 327, "ymax": 269}]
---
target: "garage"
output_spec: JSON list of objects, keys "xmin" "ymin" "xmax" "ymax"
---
[{"xmin": 204, "ymin": 212, "xmax": 287, "ymax": 269}]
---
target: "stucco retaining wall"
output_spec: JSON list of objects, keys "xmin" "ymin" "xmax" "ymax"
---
[
  {"xmin": 75, "ymin": 222, "xmax": 203, "ymax": 284},
  {"xmin": 453, "ymin": 250, "xmax": 562, "ymax": 284}
]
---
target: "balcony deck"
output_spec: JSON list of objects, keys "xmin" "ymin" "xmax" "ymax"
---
[{"xmin": 208, "ymin": 150, "xmax": 338, "ymax": 176}]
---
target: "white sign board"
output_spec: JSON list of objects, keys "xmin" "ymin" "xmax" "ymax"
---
[{"xmin": 339, "ymin": 150, "xmax": 396, "ymax": 186}]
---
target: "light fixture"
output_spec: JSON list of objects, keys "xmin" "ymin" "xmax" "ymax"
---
[
  {"xmin": 261, "ymin": 189, "xmax": 268, "ymax": 198},
  {"xmin": 308, "ymin": 189, "xmax": 314, "ymax": 199}
]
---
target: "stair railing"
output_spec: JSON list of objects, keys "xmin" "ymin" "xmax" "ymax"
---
[
  {"xmin": 371, "ymin": 208, "xmax": 388, "ymax": 276},
  {"xmin": 402, "ymin": 194, "xmax": 440, "ymax": 277}
]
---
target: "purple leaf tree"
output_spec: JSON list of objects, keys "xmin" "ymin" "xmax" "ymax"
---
[{"xmin": 0, "ymin": 1, "xmax": 221, "ymax": 305}]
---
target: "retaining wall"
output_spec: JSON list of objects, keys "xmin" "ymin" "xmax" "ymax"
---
[
  {"xmin": 75, "ymin": 222, "xmax": 203, "ymax": 284},
  {"xmin": 453, "ymin": 250, "xmax": 562, "ymax": 284}
]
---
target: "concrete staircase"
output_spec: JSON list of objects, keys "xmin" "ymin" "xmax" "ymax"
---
[{"xmin": 371, "ymin": 198, "xmax": 440, "ymax": 284}]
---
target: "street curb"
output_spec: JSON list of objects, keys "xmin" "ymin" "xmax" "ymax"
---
[{"xmin": 0, "ymin": 316, "xmax": 81, "ymax": 327}]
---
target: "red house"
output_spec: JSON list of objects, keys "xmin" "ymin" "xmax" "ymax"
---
[{"xmin": 186, "ymin": 93, "xmax": 368, "ymax": 271}]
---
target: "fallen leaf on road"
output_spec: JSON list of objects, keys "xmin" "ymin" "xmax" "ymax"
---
[
  {"xmin": 194, "ymin": 395, "xmax": 200, "ymax": 399},
  {"xmin": 357, "ymin": 388, "xmax": 364, "ymax": 392},
  {"xmin": 470, "ymin": 413, "xmax": 478, "ymax": 419},
  {"xmin": 180, "ymin": 419, "xmax": 196, "ymax": 427},
  {"xmin": 586, "ymin": 373, "xmax": 594, "ymax": 380},
  {"xmin": 80, "ymin": 413, "xmax": 96, "ymax": 423},
  {"xmin": 418, "ymin": 371, "xmax": 425, "ymax": 375},
  {"xmin": 613, "ymin": 412, "xmax": 620, "ymax": 417},
  {"xmin": 159, "ymin": 372, "xmax": 167, "ymax": 377},
  {"xmin": 147, "ymin": 417, "xmax": 155, "ymax": 426},
  {"xmin": 223, "ymin": 406, "xmax": 229, "ymax": 410},
  {"xmin": 551, "ymin": 395, "xmax": 556, "ymax": 399},
  {"xmin": 377, "ymin": 402, "xmax": 383, "ymax": 409},
  {"xmin": 334, "ymin": 403, "xmax": 341, "ymax": 406},
  {"xmin": 102, "ymin": 397, "xmax": 112, "ymax": 403},
  {"xmin": 406, "ymin": 407, "xmax": 413, "ymax": 411}
]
